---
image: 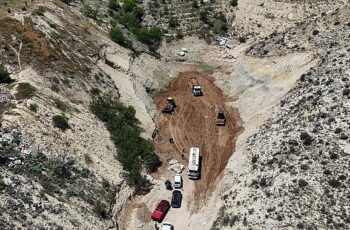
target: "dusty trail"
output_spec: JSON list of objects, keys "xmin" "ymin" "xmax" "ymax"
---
[{"xmin": 154, "ymin": 71, "xmax": 243, "ymax": 207}]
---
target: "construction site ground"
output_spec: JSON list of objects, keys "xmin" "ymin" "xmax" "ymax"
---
[{"xmin": 153, "ymin": 71, "xmax": 243, "ymax": 206}]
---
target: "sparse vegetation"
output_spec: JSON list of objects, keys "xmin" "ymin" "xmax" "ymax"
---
[
  {"xmin": 84, "ymin": 154, "xmax": 93, "ymax": 165},
  {"xmin": 93, "ymin": 200, "xmax": 107, "ymax": 218},
  {"xmin": 108, "ymin": 0, "xmax": 162, "ymax": 51},
  {"xmin": 82, "ymin": 4, "xmax": 99, "ymax": 20},
  {"xmin": 90, "ymin": 94, "xmax": 160, "ymax": 189},
  {"xmin": 238, "ymin": 36, "xmax": 246, "ymax": 43},
  {"xmin": 60, "ymin": 0, "xmax": 73, "ymax": 5},
  {"xmin": 169, "ymin": 17, "xmax": 180, "ymax": 28},
  {"xmin": 54, "ymin": 98, "xmax": 68, "ymax": 112},
  {"xmin": 52, "ymin": 115, "xmax": 70, "ymax": 131},
  {"xmin": 109, "ymin": 26, "xmax": 132, "ymax": 49},
  {"xmin": 0, "ymin": 65, "xmax": 14, "ymax": 84},
  {"xmin": 29, "ymin": 103, "xmax": 38, "ymax": 112},
  {"xmin": 34, "ymin": 6, "xmax": 46, "ymax": 16},
  {"xmin": 230, "ymin": 0, "xmax": 238, "ymax": 7},
  {"xmin": 15, "ymin": 83, "xmax": 36, "ymax": 100}
]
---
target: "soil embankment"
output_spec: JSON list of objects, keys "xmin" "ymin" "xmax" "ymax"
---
[{"xmin": 154, "ymin": 71, "xmax": 243, "ymax": 206}]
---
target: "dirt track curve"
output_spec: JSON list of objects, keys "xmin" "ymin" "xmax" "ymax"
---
[{"xmin": 154, "ymin": 71, "xmax": 243, "ymax": 207}]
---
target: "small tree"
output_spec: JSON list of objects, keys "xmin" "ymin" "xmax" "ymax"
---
[
  {"xmin": 230, "ymin": 0, "xmax": 238, "ymax": 7},
  {"xmin": 82, "ymin": 4, "xmax": 98, "ymax": 19},
  {"xmin": 15, "ymin": 83, "xmax": 36, "ymax": 100},
  {"xmin": 109, "ymin": 27, "xmax": 132, "ymax": 49},
  {"xmin": 52, "ymin": 115, "xmax": 70, "ymax": 131},
  {"xmin": 0, "ymin": 65, "xmax": 14, "ymax": 84},
  {"xmin": 168, "ymin": 17, "xmax": 180, "ymax": 28},
  {"xmin": 93, "ymin": 200, "xmax": 107, "ymax": 218},
  {"xmin": 108, "ymin": 0, "xmax": 120, "ymax": 11}
]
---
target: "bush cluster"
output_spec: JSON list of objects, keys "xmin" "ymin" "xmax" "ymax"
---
[
  {"xmin": 15, "ymin": 82, "xmax": 36, "ymax": 100},
  {"xmin": 108, "ymin": 0, "xmax": 162, "ymax": 51},
  {"xmin": 52, "ymin": 115, "xmax": 70, "ymax": 131},
  {"xmin": 90, "ymin": 94, "xmax": 160, "ymax": 188},
  {"xmin": 0, "ymin": 65, "xmax": 14, "ymax": 84}
]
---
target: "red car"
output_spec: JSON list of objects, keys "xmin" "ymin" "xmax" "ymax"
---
[{"xmin": 151, "ymin": 200, "xmax": 170, "ymax": 222}]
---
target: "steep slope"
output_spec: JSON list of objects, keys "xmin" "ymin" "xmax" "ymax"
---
[
  {"xmin": 212, "ymin": 3, "xmax": 350, "ymax": 229},
  {"xmin": 0, "ymin": 1, "xmax": 174, "ymax": 229}
]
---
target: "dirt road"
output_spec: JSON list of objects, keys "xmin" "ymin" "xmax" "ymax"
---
[{"xmin": 154, "ymin": 71, "xmax": 243, "ymax": 208}]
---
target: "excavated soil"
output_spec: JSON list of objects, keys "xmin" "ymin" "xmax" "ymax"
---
[{"xmin": 154, "ymin": 71, "xmax": 243, "ymax": 206}]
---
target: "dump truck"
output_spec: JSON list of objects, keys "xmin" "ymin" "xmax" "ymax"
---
[
  {"xmin": 162, "ymin": 97, "xmax": 176, "ymax": 114},
  {"xmin": 216, "ymin": 108, "xmax": 226, "ymax": 126},
  {"xmin": 188, "ymin": 77, "xmax": 202, "ymax": 96}
]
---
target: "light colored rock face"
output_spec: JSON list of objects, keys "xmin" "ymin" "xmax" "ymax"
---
[
  {"xmin": 211, "ymin": 4, "xmax": 350, "ymax": 230},
  {"xmin": 0, "ymin": 1, "xmax": 174, "ymax": 229},
  {"xmin": 231, "ymin": 0, "xmax": 345, "ymax": 38}
]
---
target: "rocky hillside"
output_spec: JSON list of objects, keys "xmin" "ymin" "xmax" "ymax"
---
[
  {"xmin": 0, "ymin": 1, "xmax": 173, "ymax": 229},
  {"xmin": 212, "ymin": 2, "xmax": 350, "ymax": 229},
  {"xmin": 1, "ymin": 0, "xmax": 349, "ymax": 229}
]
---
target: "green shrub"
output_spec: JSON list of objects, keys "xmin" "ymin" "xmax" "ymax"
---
[
  {"xmin": 93, "ymin": 200, "xmax": 107, "ymax": 218},
  {"xmin": 192, "ymin": 0, "xmax": 199, "ymax": 8},
  {"xmin": 60, "ymin": 0, "xmax": 73, "ymax": 5},
  {"xmin": 102, "ymin": 178, "xmax": 110, "ymax": 188},
  {"xmin": 34, "ymin": 6, "xmax": 46, "ymax": 16},
  {"xmin": 29, "ymin": 103, "xmax": 38, "ymax": 112},
  {"xmin": 108, "ymin": 0, "xmax": 120, "ymax": 11},
  {"xmin": 169, "ymin": 17, "xmax": 180, "ymax": 28},
  {"xmin": 45, "ymin": 156, "xmax": 70, "ymax": 178},
  {"xmin": 109, "ymin": 0, "xmax": 162, "ymax": 50},
  {"xmin": 90, "ymin": 94, "xmax": 160, "ymax": 189},
  {"xmin": 15, "ymin": 83, "xmax": 36, "ymax": 100},
  {"xmin": 52, "ymin": 115, "xmax": 70, "ymax": 131},
  {"xmin": 31, "ymin": 164, "xmax": 42, "ymax": 174},
  {"xmin": 84, "ymin": 154, "xmax": 93, "ymax": 165},
  {"xmin": 109, "ymin": 27, "xmax": 132, "ymax": 49},
  {"xmin": 230, "ymin": 0, "xmax": 238, "ymax": 7},
  {"xmin": 238, "ymin": 36, "xmax": 246, "ymax": 43},
  {"xmin": 60, "ymin": 0, "xmax": 70, "ymax": 4},
  {"xmin": 200, "ymin": 9, "xmax": 209, "ymax": 23},
  {"xmin": 176, "ymin": 29, "xmax": 184, "ymax": 39},
  {"xmin": 82, "ymin": 4, "xmax": 99, "ymax": 19},
  {"xmin": 0, "ymin": 65, "xmax": 14, "ymax": 84},
  {"xmin": 54, "ymin": 98, "xmax": 68, "ymax": 112},
  {"xmin": 136, "ymin": 27, "xmax": 162, "ymax": 48}
]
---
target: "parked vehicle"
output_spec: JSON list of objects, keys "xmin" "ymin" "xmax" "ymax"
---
[
  {"xmin": 162, "ymin": 97, "xmax": 176, "ymax": 114},
  {"xmin": 216, "ymin": 108, "xmax": 226, "ymax": 126},
  {"xmin": 173, "ymin": 174, "xmax": 182, "ymax": 189},
  {"xmin": 171, "ymin": 190, "xmax": 182, "ymax": 208},
  {"xmin": 151, "ymin": 200, "xmax": 171, "ymax": 222},
  {"xmin": 165, "ymin": 180, "xmax": 172, "ymax": 190},
  {"xmin": 161, "ymin": 222, "xmax": 174, "ymax": 230},
  {"xmin": 188, "ymin": 147, "xmax": 201, "ymax": 179},
  {"xmin": 188, "ymin": 77, "xmax": 202, "ymax": 96}
]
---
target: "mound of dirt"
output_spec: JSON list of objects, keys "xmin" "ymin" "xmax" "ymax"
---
[{"xmin": 154, "ymin": 71, "xmax": 243, "ymax": 206}]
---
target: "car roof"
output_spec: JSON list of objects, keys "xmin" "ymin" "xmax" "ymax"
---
[
  {"xmin": 174, "ymin": 175, "xmax": 181, "ymax": 182},
  {"xmin": 161, "ymin": 222, "xmax": 173, "ymax": 230},
  {"xmin": 173, "ymin": 190, "xmax": 182, "ymax": 196},
  {"xmin": 156, "ymin": 200, "xmax": 169, "ymax": 211}
]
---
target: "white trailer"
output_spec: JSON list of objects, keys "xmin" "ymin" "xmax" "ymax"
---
[{"xmin": 188, "ymin": 147, "xmax": 200, "ymax": 180}]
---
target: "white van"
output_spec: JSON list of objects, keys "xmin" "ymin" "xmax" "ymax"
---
[{"xmin": 173, "ymin": 174, "xmax": 182, "ymax": 189}]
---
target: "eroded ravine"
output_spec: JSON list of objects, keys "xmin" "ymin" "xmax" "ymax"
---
[{"xmin": 153, "ymin": 71, "xmax": 244, "ymax": 208}]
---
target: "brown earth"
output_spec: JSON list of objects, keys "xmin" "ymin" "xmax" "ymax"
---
[{"xmin": 153, "ymin": 71, "xmax": 243, "ymax": 207}]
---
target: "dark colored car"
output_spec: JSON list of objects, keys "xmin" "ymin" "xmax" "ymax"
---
[
  {"xmin": 171, "ymin": 190, "xmax": 182, "ymax": 208},
  {"xmin": 151, "ymin": 200, "xmax": 171, "ymax": 222},
  {"xmin": 165, "ymin": 180, "xmax": 172, "ymax": 190}
]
